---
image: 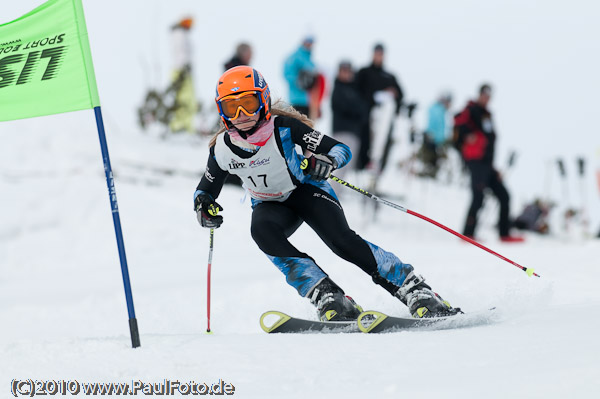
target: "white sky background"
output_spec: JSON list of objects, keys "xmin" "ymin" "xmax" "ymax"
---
[{"xmin": 3, "ymin": 0, "xmax": 600, "ymax": 222}]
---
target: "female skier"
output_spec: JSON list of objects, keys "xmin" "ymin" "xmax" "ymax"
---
[{"xmin": 194, "ymin": 66, "xmax": 460, "ymax": 321}]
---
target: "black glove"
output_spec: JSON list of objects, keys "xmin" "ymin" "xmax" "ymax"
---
[
  {"xmin": 301, "ymin": 154, "xmax": 337, "ymax": 181},
  {"xmin": 194, "ymin": 192, "xmax": 224, "ymax": 229}
]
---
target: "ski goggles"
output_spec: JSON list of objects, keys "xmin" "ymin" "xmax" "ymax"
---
[{"xmin": 217, "ymin": 91, "xmax": 264, "ymax": 121}]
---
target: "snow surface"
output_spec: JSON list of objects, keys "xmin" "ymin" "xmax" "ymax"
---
[
  {"xmin": 2, "ymin": 1, "xmax": 600, "ymax": 398},
  {"xmin": 1, "ymin": 121, "xmax": 599, "ymax": 398}
]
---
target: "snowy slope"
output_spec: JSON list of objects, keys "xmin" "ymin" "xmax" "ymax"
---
[
  {"xmin": 1, "ymin": 122, "xmax": 599, "ymax": 398},
  {"xmin": 2, "ymin": 1, "xmax": 600, "ymax": 398}
]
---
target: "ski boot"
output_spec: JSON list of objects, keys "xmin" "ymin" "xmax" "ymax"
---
[
  {"xmin": 309, "ymin": 278, "xmax": 363, "ymax": 322},
  {"xmin": 395, "ymin": 272, "xmax": 462, "ymax": 318}
]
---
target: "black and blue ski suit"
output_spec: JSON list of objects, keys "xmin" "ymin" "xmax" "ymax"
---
[{"xmin": 194, "ymin": 115, "xmax": 413, "ymax": 298}]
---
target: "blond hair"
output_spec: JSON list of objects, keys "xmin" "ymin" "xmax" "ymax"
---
[{"xmin": 208, "ymin": 100, "xmax": 314, "ymax": 147}]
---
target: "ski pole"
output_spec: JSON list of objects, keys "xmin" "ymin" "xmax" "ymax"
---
[
  {"xmin": 330, "ymin": 174, "xmax": 540, "ymax": 278},
  {"xmin": 577, "ymin": 157, "xmax": 590, "ymax": 235},
  {"xmin": 557, "ymin": 158, "xmax": 569, "ymax": 205},
  {"xmin": 206, "ymin": 228, "xmax": 214, "ymax": 333}
]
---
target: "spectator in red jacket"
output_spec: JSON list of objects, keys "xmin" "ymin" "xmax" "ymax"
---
[{"xmin": 454, "ymin": 84, "xmax": 523, "ymax": 242}]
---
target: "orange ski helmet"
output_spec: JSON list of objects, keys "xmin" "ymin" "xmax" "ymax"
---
[{"xmin": 215, "ymin": 66, "xmax": 271, "ymax": 130}]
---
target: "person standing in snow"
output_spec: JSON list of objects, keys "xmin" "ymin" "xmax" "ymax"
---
[
  {"xmin": 283, "ymin": 36, "xmax": 317, "ymax": 118},
  {"xmin": 137, "ymin": 17, "xmax": 197, "ymax": 133},
  {"xmin": 168, "ymin": 17, "xmax": 197, "ymax": 134},
  {"xmin": 224, "ymin": 42, "xmax": 253, "ymax": 71},
  {"xmin": 454, "ymin": 84, "xmax": 523, "ymax": 242},
  {"xmin": 420, "ymin": 92, "xmax": 452, "ymax": 177},
  {"xmin": 330, "ymin": 61, "xmax": 368, "ymax": 191},
  {"xmin": 193, "ymin": 66, "xmax": 461, "ymax": 321},
  {"xmin": 425, "ymin": 93, "xmax": 452, "ymax": 147},
  {"xmin": 356, "ymin": 43, "xmax": 404, "ymax": 170}
]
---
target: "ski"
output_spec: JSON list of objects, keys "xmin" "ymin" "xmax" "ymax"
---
[
  {"xmin": 260, "ymin": 308, "xmax": 497, "ymax": 334},
  {"xmin": 357, "ymin": 309, "xmax": 496, "ymax": 333},
  {"xmin": 259, "ymin": 311, "xmax": 359, "ymax": 334}
]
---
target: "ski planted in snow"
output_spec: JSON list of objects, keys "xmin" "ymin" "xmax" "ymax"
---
[{"xmin": 259, "ymin": 311, "xmax": 359, "ymax": 334}]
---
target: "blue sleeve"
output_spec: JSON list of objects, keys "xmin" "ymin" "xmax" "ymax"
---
[
  {"xmin": 297, "ymin": 50, "xmax": 315, "ymax": 72},
  {"xmin": 284, "ymin": 48, "xmax": 315, "ymax": 85},
  {"xmin": 328, "ymin": 143, "xmax": 352, "ymax": 169},
  {"xmin": 281, "ymin": 116, "xmax": 350, "ymax": 168}
]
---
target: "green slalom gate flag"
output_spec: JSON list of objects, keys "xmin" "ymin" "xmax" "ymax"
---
[
  {"xmin": 0, "ymin": 0, "xmax": 100, "ymax": 121},
  {"xmin": 1, "ymin": 0, "xmax": 141, "ymax": 348}
]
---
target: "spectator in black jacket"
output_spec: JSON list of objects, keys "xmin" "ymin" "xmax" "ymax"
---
[
  {"xmin": 331, "ymin": 61, "xmax": 368, "ymax": 184},
  {"xmin": 454, "ymin": 84, "xmax": 523, "ymax": 242},
  {"xmin": 224, "ymin": 43, "xmax": 252, "ymax": 71},
  {"xmin": 356, "ymin": 43, "xmax": 404, "ymax": 169}
]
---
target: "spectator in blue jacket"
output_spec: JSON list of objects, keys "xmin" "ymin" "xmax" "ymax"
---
[
  {"xmin": 426, "ymin": 92, "xmax": 452, "ymax": 146},
  {"xmin": 418, "ymin": 92, "xmax": 452, "ymax": 177},
  {"xmin": 283, "ymin": 36, "xmax": 316, "ymax": 117}
]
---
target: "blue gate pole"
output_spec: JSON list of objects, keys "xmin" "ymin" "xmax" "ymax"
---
[{"xmin": 93, "ymin": 106, "xmax": 140, "ymax": 348}]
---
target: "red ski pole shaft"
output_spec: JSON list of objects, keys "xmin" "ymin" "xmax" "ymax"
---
[
  {"xmin": 330, "ymin": 175, "xmax": 540, "ymax": 278},
  {"xmin": 206, "ymin": 228, "xmax": 214, "ymax": 333}
]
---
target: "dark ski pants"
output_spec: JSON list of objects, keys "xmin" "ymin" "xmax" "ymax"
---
[
  {"xmin": 463, "ymin": 162, "xmax": 510, "ymax": 237},
  {"xmin": 357, "ymin": 118, "xmax": 371, "ymax": 170},
  {"xmin": 250, "ymin": 183, "xmax": 404, "ymax": 296}
]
